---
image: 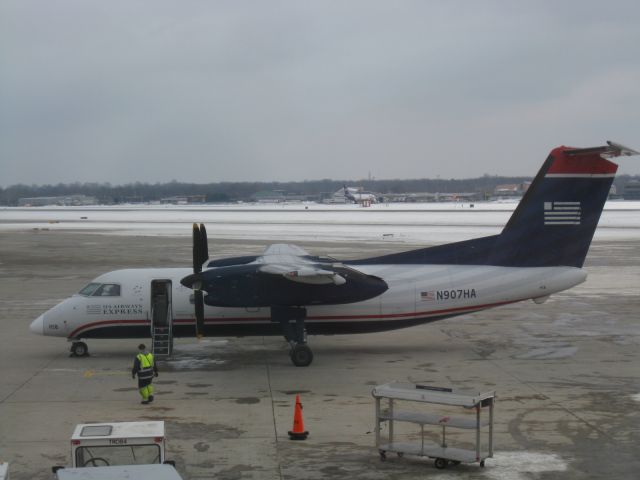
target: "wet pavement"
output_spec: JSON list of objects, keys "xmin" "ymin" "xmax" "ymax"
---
[{"xmin": 1, "ymin": 231, "xmax": 639, "ymax": 479}]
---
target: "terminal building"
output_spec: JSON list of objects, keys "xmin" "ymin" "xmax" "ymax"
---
[
  {"xmin": 492, "ymin": 182, "xmax": 531, "ymax": 199},
  {"xmin": 624, "ymin": 181, "xmax": 640, "ymax": 200},
  {"xmin": 159, "ymin": 195, "xmax": 206, "ymax": 204},
  {"xmin": 18, "ymin": 195, "xmax": 97, "ymax": 206}
]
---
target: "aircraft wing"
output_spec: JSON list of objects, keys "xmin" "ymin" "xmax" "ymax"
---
[
  {"xmin": 259, "ymin": 263, "xmax": 346, "ymax": 285},
  {"xmin": 262, "ymin": 243, "xmax": 311, "ymax": 256},
  {"xmin": 257, "ymin": 244, "xmax": 346, "ymax": 285},
  {"xmin": 183, "ymin": 242, "xmax": 388, "ymax": 307}
]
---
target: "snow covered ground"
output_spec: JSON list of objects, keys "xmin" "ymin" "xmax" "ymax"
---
[{"xmin": 1, "ymin": 200, "xmax": 639, "ymax": 243}]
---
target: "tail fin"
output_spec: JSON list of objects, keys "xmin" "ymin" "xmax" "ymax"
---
[
  {"xmin": 494, "ymin": 141, "xmax": 637, "ymax": 267},
  {"xmin": 349, "ymin": 141, "xmax": 637, "ymax": 269}
]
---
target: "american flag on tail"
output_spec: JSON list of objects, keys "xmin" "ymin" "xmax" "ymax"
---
[{"xmin": 544, "ymin": 201, "xmax": 581, "ymax": 225}]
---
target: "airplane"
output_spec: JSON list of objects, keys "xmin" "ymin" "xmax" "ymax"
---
[
  {"xmin": 341, "ymin": 185, "xmax": 378, "ymax": 204},
  {"xmin": 29, "ymin": 141, "xmax": 638, "ymax": 366}
]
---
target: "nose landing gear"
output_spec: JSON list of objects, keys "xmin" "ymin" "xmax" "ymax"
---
[{"xmin": 70, "ymin": 341, "xmax": 89, "ymax": 357}]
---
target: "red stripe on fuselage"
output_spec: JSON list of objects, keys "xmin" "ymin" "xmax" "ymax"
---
[
  {"xmin": 69, "ymin": 319, "xmax": 147, "ymax": 338},
  {"xmin": 68, "ymin": 299, "xmax": 520, "ymax": 338},
  {"xmin": 547, "ymin": 147, "xmax": 618, "ymax": 175}
]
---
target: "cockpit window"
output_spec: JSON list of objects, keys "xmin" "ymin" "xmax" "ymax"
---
[
  {"xmin": 78, "ymin": 283, "xmax": 101, "ymax": 296},
  {"xmin": 93, "ymin": 284, "xmax": 121, "ymax": 297}
]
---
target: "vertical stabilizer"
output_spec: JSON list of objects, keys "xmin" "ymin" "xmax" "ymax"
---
[{"xmin": 495, "ymin": 141, "xmax": 637, "ymax": 267}]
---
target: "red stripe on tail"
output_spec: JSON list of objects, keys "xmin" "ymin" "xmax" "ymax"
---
[{"xmin": 547, "ymin": 147, "xmax": 618, "ymax": 175}]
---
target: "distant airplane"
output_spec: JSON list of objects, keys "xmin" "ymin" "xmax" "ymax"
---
[
  {"xmin": 341, "ymin": 185, "xmax": 378, "ymax": 204},
  {"xmin": 30, "ymin": 142, "xmax": 638, "ymax": 366}
]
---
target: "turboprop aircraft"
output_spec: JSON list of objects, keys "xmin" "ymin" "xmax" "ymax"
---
[{"xmin": 29, "ymin": 141, "xmax": 638, "ymax": 366}]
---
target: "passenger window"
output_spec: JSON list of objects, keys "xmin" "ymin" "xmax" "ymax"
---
[
  {"xmin": 93, "ymin": 284, "xmax": 121, "ymax": 297},
  {"xmin": 78, "ymin": 283, "xmax": 101, "ymax": 296}
]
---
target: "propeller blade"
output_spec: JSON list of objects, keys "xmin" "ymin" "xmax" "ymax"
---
[
  {"xmin": 180, "ymin": 272, "xmax": 203, "ymax": 289},
  {"xmin": 190, "ymin": 223, "xmax": 209, "ymax": 337},
  {"xmin": 200, "ymin": 223, "xmax": 209, "ymax": 262},
  {"xmin": 194, "ymin": 290, "xmax": 204, "ymax": 338},
  {"xmin": 192, "ymin": 223, "xmax": 202, "ymax": 273}
]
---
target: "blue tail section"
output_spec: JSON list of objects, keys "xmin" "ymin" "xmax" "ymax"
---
[
  {"xmin": 490, "ymin": 147, "xmax": 616, "ymax": 267},
  {"xmin": 352, "ymin": 142, "xmax": 636, "ymax": 268}
]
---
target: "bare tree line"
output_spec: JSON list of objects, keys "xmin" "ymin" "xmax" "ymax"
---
[{"xmin": 1, "ymin": 175, "xmax": 637, "ymax": 205}]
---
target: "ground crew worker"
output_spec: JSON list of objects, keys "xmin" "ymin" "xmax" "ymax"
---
[{"xmin": 132, "ymin": 344, "xmax": 158, "ymax": 404}]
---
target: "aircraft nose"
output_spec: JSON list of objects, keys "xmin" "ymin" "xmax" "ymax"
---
[{"xmin": 30, "ymin": 314, "xmax": 44, "ymax": 335}]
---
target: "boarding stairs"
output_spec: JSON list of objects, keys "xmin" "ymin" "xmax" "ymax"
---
[
  {"xmin": 152, "ymin": 326, "xmax": 172, "ymax": 357},
  {"xmin": 151, "ymin": 297, "xmax": 173, "ymax": 357}
]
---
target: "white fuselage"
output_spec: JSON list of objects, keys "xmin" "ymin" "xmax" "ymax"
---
[{"xmin": 30, "ymin": 264, "xmax": 586, "ymax": 340}]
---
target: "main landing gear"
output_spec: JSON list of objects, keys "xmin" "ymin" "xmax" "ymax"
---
[
  {"xmin": 290, "ymin": 343, "xmax": 313, "ymax": 367},
  {"xmin": 70, "ymin": 341, "xmax": 89, "ymax": 357},
  {"xmin": 272, "ymin": 307, "xmax": 313, "ymax": 367}
]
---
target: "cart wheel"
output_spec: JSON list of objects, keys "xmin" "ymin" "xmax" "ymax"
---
[
  {"xmin": 480, "ymin": 460, "xmax": 485, "ymax": 468},
  {"xmin": 434, "ymin": 458, "xmax": 448, "ymax": 469},
  {"xmin": 397, "ymin": 452, "xmax": 404, "ymax": 458},
  {"xmin": 451, "ymin": 460, "xmax": 461, "ymax": 466},
  {"xmin": 379, "ymin": 451, "xmax": 386, "ymax": 462}
]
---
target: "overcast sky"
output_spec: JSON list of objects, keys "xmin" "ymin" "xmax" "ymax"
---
[{"xmin": 1, "ymin": 1, "xmax": 639, "ymax": 186}]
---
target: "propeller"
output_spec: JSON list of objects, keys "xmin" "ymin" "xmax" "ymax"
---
[{"xmin": 191, "ymin": 223, "xmax": 209, "ymax": 338}]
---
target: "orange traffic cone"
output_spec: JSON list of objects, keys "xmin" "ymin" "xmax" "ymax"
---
[{"xmin": 288, "ymin": 394, "xmax": 309, "ymax": 440}]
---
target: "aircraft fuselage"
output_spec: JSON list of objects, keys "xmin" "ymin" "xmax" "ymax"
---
[{"xmin": 30, "ymin": 264, "xmax": 586, "ymax": 340}]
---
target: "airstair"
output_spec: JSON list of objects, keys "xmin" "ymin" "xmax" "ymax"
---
[
  {"xmin": 152, "ymin": 325, "xmax": 172, "ymax": 357},
  {"xmin": 151, "ymin": 281, "xmax": 173, "ymax": 357}
]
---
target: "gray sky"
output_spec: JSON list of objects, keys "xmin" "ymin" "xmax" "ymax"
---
[{"xmin": 1, "ymin": 1, "xmax": 639, "ymax": 186}]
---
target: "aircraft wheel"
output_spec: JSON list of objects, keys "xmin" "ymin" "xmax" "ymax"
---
[
  {"xmin": 434, "ymin": 458, "xmax": 448, "ymax": 469},
  {"xmin": 71, "ymin": 341, "xmax": 89, "ymax": 357},
  {"xmin": 290, "ymin": 344, "xmax": 313, "ymax": 367}
]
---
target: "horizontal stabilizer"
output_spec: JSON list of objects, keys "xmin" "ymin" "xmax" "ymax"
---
[{"xmin": 564, "ymin": 140, "xmax": 639, "ymax": 158}]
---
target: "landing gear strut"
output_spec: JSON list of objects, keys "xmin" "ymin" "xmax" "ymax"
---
[
  {"xmin": 70, "ymin": 341, "xmax": 89, "ymax": 357},
  {"xmin": 272, "ymin": 307, "xmax": 313, "ymax": 367}
]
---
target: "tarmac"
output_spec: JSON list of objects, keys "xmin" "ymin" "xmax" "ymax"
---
[{"xmin": 1, "ymin": 230, "xmax": 639, "ymax": 479}]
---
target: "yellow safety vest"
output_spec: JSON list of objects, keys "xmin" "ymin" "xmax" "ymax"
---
[{"xmin": 137, "ymin": 353, "xmax": 154, "ymax": 379}]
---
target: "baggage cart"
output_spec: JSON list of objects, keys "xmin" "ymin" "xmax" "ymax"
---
[{"xmin": 372, "ymin": 383, "xmax": 495, "ymax": 469}]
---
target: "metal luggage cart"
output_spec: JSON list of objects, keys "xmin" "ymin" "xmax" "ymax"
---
[{"xmin": 372, "ymin": 383, "xmax": 495, "ymax": 469}]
